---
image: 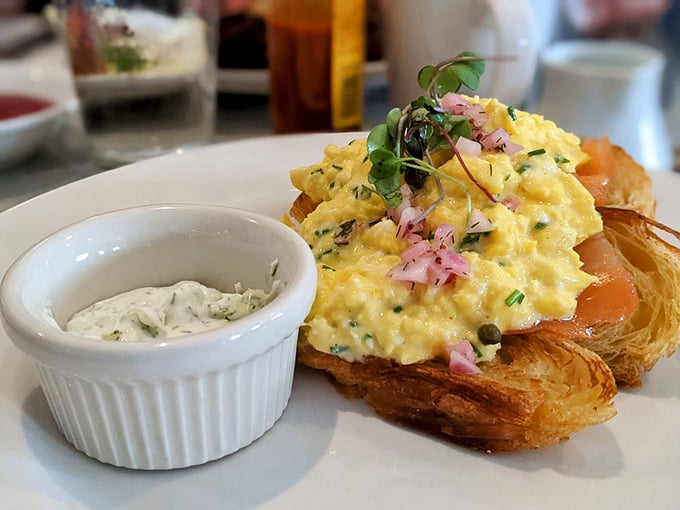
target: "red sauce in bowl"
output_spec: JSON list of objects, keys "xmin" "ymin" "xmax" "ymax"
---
[{"xmin": 0, "ymin": 94, "xmax": 54, "ymax": 121}]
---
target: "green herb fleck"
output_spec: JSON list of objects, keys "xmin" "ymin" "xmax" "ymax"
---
[
  {"xmin": 507, "ymin": 105, "xmax": 517, "ymax": 121},
  {"xmin": 505, "ymin": 289, "xmax": 525, "ymax": 306},
  {"xmin": 315, "ymin": 228, "xmax": 331, "ymax": 237},
  {"xmin": 528, "ymin": 148, "xmax": 546, "ymax": 157},
  {"xmin": 516, "ymin": 163, "xmax": 531, "ymax": 174},
  {"xmin": 393, "ymin": 305, "xmax": 404, "ymax": 313},
  {"xmin": 460, "ymin": 232, "xmax": 481, "ymax": 247},
  {"xmin": 311, "ymin": 168, "xmax": 324, "ymax": 175},
  {"xmin": 534, "ymin": 221, "xmax": 549, "ymax": 230},
  {"xmin": 321, "ymin": 264, "xmax": 336, "ymax": 271},
  {"xmin": 316, "ymin": 248, "xmax": 335, "ymax": 260},
  {"xmin": 331, "ymin": 164, "xmax": 344, "ymax": 171},
  {"xmin": 349, "ymin": 319, "xmax": 359, "ymax": 327},
  {"xmin": 330, "ymin": 344, "xmax": 349, "ymax": 355},
  {"xmin": 103, "ymin": 329, "xmax": 122, "ymax": 341},
  {"xmin": 554, "ymin": 154, "xmax": 570, "ymax": 164},
  {"xmin": 140, "ymin": 323, "xmax": 159, "ymax": 338},
  {"xmin": 103, "ymin": 44, "xmax": 147, "ymax": 73},
  {"xmin": 329, "ymin": 181, "xmax": 335, "ymax": 189},
  {"xmin": 354, "ymin": 185, "xmax": 373, "ymax": 200},
  {"xmin": 471, "ymin": 342, "xmax": 484, "ymax": 357}
]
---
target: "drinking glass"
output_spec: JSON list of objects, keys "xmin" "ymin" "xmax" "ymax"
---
[{"xmin": 56, "ymin": 0, "xmax": 218, "ymax": 166}]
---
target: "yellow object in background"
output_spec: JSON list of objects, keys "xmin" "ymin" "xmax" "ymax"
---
[
  {"xmin": 267, "ymin": 0, "xmax": 365, "ymax": 133},
  {"xmin": 330, "ymin": 0, "xmax": 365, "ymax": 131}
]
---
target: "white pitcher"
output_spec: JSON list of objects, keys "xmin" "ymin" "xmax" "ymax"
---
[
  {"xmin": 381, "ymin": 0, "xmax": 540, "ymax": 109},
  {"xmin": 535, "ymin": 40, "xmax": 672, "ymax": 171}
]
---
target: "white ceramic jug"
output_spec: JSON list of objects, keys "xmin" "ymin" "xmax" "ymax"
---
[
  {"xmin": 381, "ymin": 0, "xmax": 539, "ymax": 109},
  {"xmin": 535, "ymin": 40, "xmax": 672, "ymax": 171}
]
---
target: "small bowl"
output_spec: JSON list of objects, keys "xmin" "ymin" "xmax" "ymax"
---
[
  {"xmin": 0, "ymin": 63, "xmax": 74, "ymax": 168},
  {"xmin": 0, "ymin": 204, "xmax": 317, "ymax": 470}
]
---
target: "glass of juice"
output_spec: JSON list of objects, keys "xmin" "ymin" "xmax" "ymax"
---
[{"xmin": 266, "ymin": 0, "xmax": 365, "ymax": 134}]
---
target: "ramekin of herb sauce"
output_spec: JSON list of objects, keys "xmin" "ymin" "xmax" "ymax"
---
[{"xmin": 0, "ymin": 204, "xmax": 317, "ymax": 469}]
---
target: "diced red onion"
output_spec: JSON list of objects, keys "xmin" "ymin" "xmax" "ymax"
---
[
  {"xmin": 455, "ymin": 136, "xmax": 482, "ymax": 157},
  {"xmin": 501, "ymin": 195, "xmax": 520, "ymax": 212},
  {"xmin": 479, "ymin": 128, "xmax": 523, "ymax": 155},
  {"xmin": 433, "ymin": 223, "xmax": 456, "ymax": 250},
  {"xmin": 395, "ymin": 206, "xmax": 425, "ymax": 239},
  {"xmin": 466, "ymin": 209, "xmax": 495, "ymax": 233},
  {"xmin": 386, "ymin": 258, "xmax": 430, "ymax": 284},
  {"xmin": 400, "ymin": 240, "xmax": 431, "ymax": 262},
  {"xmin": 387, "ymin": 221, "xmax": 470, "ymax": 287},
  {"xmin": 503, "ymin": 140, "xmax": 524, "ymax": 156},
  {"xmin": 440, "ymin": 92, "xmax": 469, "ymax": 114},
  {"xmin": 446, "ymin": 341, "xmax": 481, "ymax": 374}
]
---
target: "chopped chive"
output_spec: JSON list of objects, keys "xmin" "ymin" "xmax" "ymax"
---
[
  {"xmin": 528, "ymin": 148, "xmax": 546, "ymax": 157},
  {"xmin": 311, "ymin": 168, "xmax": 324, "ymax": 175},
  {"xmin": 507, "ymin": 105, "xmax": 517, "ymax": 121},
  {"xmin": 314, "ymin": 228, "xmax": 331, "ymax": 237},
  {"xmin": 330, "ymin": 344, "xmax": 349, "ymax": 355},
  {"xmin": 349, "ymin": 319, "xmax": 359, "ymax": 327},
  {"xmin": 505, "ymin": 289, "xmax": 525, "ymax": 306},
  {"xmin": 534, "ymin": 221, "xmax": 549, "ymax": 230},
  {"xmin": 516, "ymin": 163, "xmax": 531, "ymax": 174},
  {"xmin": 316, "ymin": 248, "xmax": 334, "ymax": 260},
  {"xmin": 554, "ymin": 154, "xmax": 570, "ymax": 164},
  {"xmin": 471, "ymin": 342, "xmax": 484, "ymax": 357},
  {"xmin": 393, "ymin": 305, "xmax": 403, "ymax": 313},
  {"xmin": 504, "ymin": 173, "xmax": 511, "ymax": 181},
  {"xmin": 489, "ymin": 163, "xmax": 493, "ymax": 176},
  {"xmin": 331, "ymin": 164, "xmax": 343, "ymax": 170},
  {"xmin": 364, "ymin": 333, "xmax": 373, "ymax": 340},
  {"xmin": 362, "ymin": 155, "xmax": 369, "ymax": 163},
  {"xmin": 329, "ymin": 181, "xmax": 335, "ymax": 189},
  {"xmin": 321, "ymin": 264, "xmax": 336, "ymax": 271},
  {"xmin": 460, "ymin": 232, "xmax": 481, "ymax": 246}
]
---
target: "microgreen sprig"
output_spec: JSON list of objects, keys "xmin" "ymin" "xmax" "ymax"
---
[{"xmin": 366, "ymin": 51, "xmax": 489, "ymax": 210}]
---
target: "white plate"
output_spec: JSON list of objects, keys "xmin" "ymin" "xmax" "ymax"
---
[
  {"xmin": 1, "ymin": 133, "xmax": 679, "ymax": 510},
  {"xmin": 218, "ymin": 60, "xmax": 388, "ymax": 95}
]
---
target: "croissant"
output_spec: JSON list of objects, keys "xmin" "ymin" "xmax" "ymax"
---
[{"xmin": 288, "ymin": 135, "xmax": 680, "ymax": 452}]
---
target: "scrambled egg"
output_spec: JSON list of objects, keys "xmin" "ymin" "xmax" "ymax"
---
[{"xmin": 290, "ymin": 98, "xmax": 602, "ymax": 365}]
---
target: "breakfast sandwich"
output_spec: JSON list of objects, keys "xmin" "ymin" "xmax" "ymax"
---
[{"xmin": 286, "ymin": 54, "xmax": 680, "ymax": 451}]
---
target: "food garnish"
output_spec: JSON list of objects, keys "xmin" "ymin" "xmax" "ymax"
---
[{"xmin": 367, "ymin": 51, "xmax": 521, "ymax": 212}]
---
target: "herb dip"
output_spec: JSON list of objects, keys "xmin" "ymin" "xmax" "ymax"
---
[{"xmin": 65, "ymin": 280, "xmax": 283, "ymax": 342}]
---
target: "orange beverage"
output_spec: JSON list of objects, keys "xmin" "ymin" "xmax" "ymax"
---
[{"xmin": 267, "ymin": 0, "xmax": 365, "ymax": 133}]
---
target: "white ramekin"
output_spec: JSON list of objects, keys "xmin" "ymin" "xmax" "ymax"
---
[{"xmin": 0, "ymin": 204, "xmax": 317, "ymax": 470}]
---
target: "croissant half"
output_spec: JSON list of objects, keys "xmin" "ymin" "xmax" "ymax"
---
[{"xmin": 290, "ymin": 141, "xmax": 680, "ymax": 451}]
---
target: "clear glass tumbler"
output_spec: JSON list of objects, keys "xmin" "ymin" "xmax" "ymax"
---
[{"xmin": 56, "ymin": 0, "xmax": 218, "ymax": 166}]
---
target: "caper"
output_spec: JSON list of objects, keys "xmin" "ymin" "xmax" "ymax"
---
[{"xmin": 477, "ymin": 323, "xmax": 502, "ymax": 345}]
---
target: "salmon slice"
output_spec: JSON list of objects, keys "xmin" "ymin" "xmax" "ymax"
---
[
  {"xmin": 512, "ymin": 139, "xmax": 637, "ymax": 339},
  {"xmin": 533, "ymin": 232, "xmax": 639, "ymax": 338},
  {"xmin": 575, "ymin": 138, "xmax": 615, "ymax": 206}
]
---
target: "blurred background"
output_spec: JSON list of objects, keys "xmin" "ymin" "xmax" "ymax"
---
[{"xmin": 0, "ymin": 0, "xmax": 678, "ymax": 209}]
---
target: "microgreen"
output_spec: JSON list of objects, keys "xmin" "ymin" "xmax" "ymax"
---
[{"xmin": 366, "ymin": 51, "xmax": 489, "ymax": 211}]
